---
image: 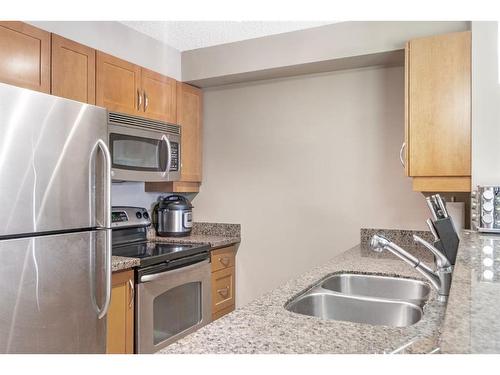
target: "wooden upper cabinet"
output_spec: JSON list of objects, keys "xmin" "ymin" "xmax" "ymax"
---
[
  {"xmin": 178, "ymin": 83, "xmax": 203, "ymax": 182},
  {"xmin": 51, "ymin": 34, "xmax": 96, "ymax": 104},
  {"xmin": 405, "ymin": 31, "xmax": 471, "ymax": 192},
  {"xmin": 141, "ymin": 68, "xmax": 177, "ymax": 123},
  {"xmin": 96, "ymin": 51, "xmax": 141, "ymax": 116},
  {"xmin": 0, "ymin": 21, "xmax": 50, "ymax": 93}
]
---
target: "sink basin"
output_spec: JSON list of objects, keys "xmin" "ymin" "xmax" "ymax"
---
[
  {"xmin": 320, "ymin": 273, "xmax": 431, "ymax": 307},
  {"xmin": 285, "ymin": 287, "xmax": 423, "ymax": 327}
]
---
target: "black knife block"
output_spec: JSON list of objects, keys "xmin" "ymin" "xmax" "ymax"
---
[{"xmin": 432, "ymin": 217, "xmax": 459, "ymax": 266}]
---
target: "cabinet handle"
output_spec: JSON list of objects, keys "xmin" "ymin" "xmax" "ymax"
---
[
  {"xmin": 128, "ymin": 279, "xmax": 134, "ymax": 309},
  {"xmin": 219, "ymin": 257, "xmax": 230, "ymax": 267},
  {"xmin": 144, "ymin": 91, "xmax": 149, "ymax": 111},
  {"xmin": 217, "ymin": 286, "xmax": 229, "ymax": 298},
  {"xmin": 399, "ymin": 142, "xmax": 406, "ymax": 168},
  {"xmin": 137, "ymin": 90, "xmax": 142, "ymax": 111}
]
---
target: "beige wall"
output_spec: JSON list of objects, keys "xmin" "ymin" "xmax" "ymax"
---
[
  {"xmin": 192, "ymin": 66, "xmax": 429, "ymax": 307},
  {"xmin": 182, "ymin": 21, "xmax": 469, "ymax": 86}
]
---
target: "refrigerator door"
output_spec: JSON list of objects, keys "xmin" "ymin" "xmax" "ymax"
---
[
  {"xmin": 0, "ymin": 229, "xmax": 109, "ymax": 353},
  {"xmin": 0, "ymin": 82, "xmax": 109, "ymax": 237}
]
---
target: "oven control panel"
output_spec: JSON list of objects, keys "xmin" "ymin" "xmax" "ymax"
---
[{"xmin": 111, "ymin": 206, "xmax": 151, "ymax": 228}]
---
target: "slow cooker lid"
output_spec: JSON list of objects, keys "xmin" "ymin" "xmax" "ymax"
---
[{"xmin": 159, "ymin": 195, "xmax": 193, "ymax": 210}]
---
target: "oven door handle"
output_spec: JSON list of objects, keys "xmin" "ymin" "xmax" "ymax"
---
[
  {"xmin": 160, "ymin": 134, "xmax": 172, "ymax": 178},
  {"xmin": 140, "ymin": 257, "xmax": 209, "ymax": 283}
]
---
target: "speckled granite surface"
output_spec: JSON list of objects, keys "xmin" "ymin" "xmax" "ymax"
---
[
  {"xmin": 440, "ymin": 231, "xmax": 500, "ymax": 353},
  {"xmin": 191, "ymin": 222, "xmax": 240, "ymax": 237},
  {"xmin": 148, "ymin": 222, "xmax": 240, "ymax": 248},
  {"xmin": 112, "ymin": 256, "xmax": 140, "ymax": 272},
  {"xmin": 360, "ymin": 228, "xmax": 434, "ymax": 260},
  {"xmin": 112, "ymin": 222, "xmax": 241, "ymax": 272},
  {"xmin": 159, "ymin": 242, "xmax": 446, "ymax": 354}
]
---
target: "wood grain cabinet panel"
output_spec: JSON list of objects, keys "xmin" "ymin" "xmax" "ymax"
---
[
  {"xmin": 107, "ymin": 270, "xmax": 134, "ymax": 354},
  {"xmin": 144, "ymin": 83, "xmax": 203, "ymax": 193},
  {"xmin": 177, "ymin": 82, "xmax": 203, "ymax": 183},
  {"xmin": 96, "ymin": 51, "xmax": 141, "ymax": 116},
  {"xmin": 141, "ymin": 68, "xmax": 177, "ymax": 123},
  {"xmin": 211, "ymin": 266, "xmax": 235, "ymax": 313},
  {"xmin": 51, "ymin": 34, "xmax": 95, "ymax": 104},
  {"xmin": 211, "ymin": 245, "xmax": 236, "ymax": 273},
  {"xmin": 405, "ymin": 31, "xmax": 471, "ymax": 192},
  {"xmin": 0, "ymin": 21, "xmax": 50, "ymax": 93},
  {"xmin": 211, "ymin": 245, "xmax": 236, "ymax": 321}
]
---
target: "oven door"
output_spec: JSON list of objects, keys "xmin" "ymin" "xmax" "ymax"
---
[
  {"xmin": 109, "ymin": 124, "xmax": 181, "ymax": 182},
  {"xmin": 136, "ymin": 256, "xmax": 211, "ymax": 353}
]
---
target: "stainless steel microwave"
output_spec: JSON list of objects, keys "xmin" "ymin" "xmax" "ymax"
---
[{"xmin": 108, "ymin": 112, "xmax": 181, "ymax": 182}]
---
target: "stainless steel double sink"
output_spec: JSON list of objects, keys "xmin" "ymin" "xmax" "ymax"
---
[{"xmin": 285, "ymin": 273, "xmax": 431, "ymax": 327}]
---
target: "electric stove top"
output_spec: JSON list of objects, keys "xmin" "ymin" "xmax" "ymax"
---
[{"xmin": 112, "ymin": 241, "xmax": 210, "ymax": 268}]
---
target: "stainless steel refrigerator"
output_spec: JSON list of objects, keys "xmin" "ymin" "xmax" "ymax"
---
[{"xmin": 0, "ymin": 82, "xmax": 112, "ymax": 353}]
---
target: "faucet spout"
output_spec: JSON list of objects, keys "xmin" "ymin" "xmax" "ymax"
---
[{"xmin": 370, "ymin": 234, "xmax": 452, "ymax": 302}]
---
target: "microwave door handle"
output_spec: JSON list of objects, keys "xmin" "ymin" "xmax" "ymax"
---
[{"xmin": 161, "ymin": 134, "xmax": 172, "ymax": 177}]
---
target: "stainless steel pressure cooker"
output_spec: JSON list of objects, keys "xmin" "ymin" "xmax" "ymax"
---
[{"xmin": 154, "ymin": 195, "xmax": 193, "ymax": 237}]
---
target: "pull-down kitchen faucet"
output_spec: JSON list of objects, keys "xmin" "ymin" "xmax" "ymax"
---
[{"xmin": 370, "ymin": 234, "xmax": 453, "ymax": 302}]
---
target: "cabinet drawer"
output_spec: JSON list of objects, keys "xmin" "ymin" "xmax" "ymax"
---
[
  {"xmin": 211, "ymin": 266, "xmax": 235, "ymax": 313},
  {"xmin": 211, "ymin": 245, "xmax": 235, "ymax": 273}
]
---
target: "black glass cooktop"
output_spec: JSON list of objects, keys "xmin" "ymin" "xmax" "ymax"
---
[{"xmin": 112, "ymin": 241, "xmax": 210, "ymax": 267}]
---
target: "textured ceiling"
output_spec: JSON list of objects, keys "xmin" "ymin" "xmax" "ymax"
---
[{"xmin": 120, "ymin": 21, "xmax": 334, "ymax": 51}]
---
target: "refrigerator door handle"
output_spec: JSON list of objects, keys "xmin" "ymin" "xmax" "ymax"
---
[
  {"xmin": 95, "ymin": 139, "xmax": 112, "ymax": 319},
  {"xmin": 96, "ymin": 228, "xmax": 112, "ymax": 319},
  {"xmin": 96, "ymin": 139, "xmax": 112, "ymax": 228}
]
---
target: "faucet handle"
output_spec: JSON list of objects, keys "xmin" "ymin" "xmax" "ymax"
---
[{"xmin": 413, "ymin": 235, "xmax": 451, "ymax": 269}]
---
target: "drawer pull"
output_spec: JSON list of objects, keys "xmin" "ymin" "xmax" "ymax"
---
[
  {"xmin": 217, "ymin": 286, "xmax": 230, "ymax": 298},
  {"xmin": 219, "ymin": 257, "xmax": 230, "ymax": 267}
]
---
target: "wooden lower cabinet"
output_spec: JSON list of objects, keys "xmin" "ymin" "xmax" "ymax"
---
[
  {"xmin": 107, "ymin": 270, "xmax": 134, "ymax": 354},
  {"xmin": 211, "ymin": 245, "xmax": 236, "ymax": 321}
]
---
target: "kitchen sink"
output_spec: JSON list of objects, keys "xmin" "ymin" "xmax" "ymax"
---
[
  {"xmin": 286, "ymin": 287, "xmax": 423, "ymax": 327},
  {"xmin": 320, "ymin": 273, "xmax": 431, "ymax": 307},
  {"xmin": 285, "ymin": 273, "xmax": 430, "ymax": 327}
]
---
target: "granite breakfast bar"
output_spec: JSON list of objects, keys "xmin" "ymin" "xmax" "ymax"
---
[{"xmin": 159, "ymin": 229, "xmax": 500, "ymax": 354}]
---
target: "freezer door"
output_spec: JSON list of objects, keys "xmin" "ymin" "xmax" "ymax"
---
[
  {"xmin": 0, "ymin": 82, "xmax": 109, "ymax": 236},
  {"xmin": 0, "ymin": 230, "xmax": 108, "ymax": 353}
]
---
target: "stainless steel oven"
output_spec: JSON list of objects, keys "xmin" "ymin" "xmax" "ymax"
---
[
  {"xmin": 111, "ymin": 206, "xmax": 212, "ymax": 354},
  {"xmin": 136, "ymin": 254, "xmax": 211, "ymax": 353},
  {"xmin": 108, "ymin": 112, "xmax": 181, "ymax": 182}
]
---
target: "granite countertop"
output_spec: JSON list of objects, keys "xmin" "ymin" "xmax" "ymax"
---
[
  {"xmin": 111, "ymin": 222, "xmax": 241, "ymax": 272},
  {"xmin": 148, "ymin": 222, "xmax": 241, "ymax": 249},
  {"xmin": 159, "ymin": 241, "xmax": 446, "ymax": 354},
  {"xmin": 112, "ymin": 256, "xmax": 140, "ymax": 272},
  {"xmin": 439, "ymin": 230, "xmax": 500, "ymax": 353},
  {"xmin": 151, "ymin": 234, "xmax": 240, "ymax": 248}
]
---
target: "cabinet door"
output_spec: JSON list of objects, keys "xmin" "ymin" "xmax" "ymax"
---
[
  {"xmin": 177, "ymin": 83, "xmax": 203, "ymax": 182},
  {"xmin": 96, "ymin": 51, "xmax": 141, "ymax": 116},
  {"xmin": 211, "ymin": 266, "xmax": 235, "ymax": 314},
  {"xmin": 141, "ymin": 68, "xmax": 177, "ymax": 123},
  {"xmin": 107, "ymin": 270, "xmax": 134, "ymax": 354},
  {"xmin": 407, "ymin": 31, "xmax": 471, "ymax": 178},
  {"xmin": 51, "ymin": 34, "xmax": 95, "ymax": 104},
  {"xmin": 0, "ymin": 21, "xmax": 50, "ymax": 93}
]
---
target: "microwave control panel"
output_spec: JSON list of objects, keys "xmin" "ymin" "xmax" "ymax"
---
[{"xmin": 170, "ymin": 142, "xmax": 179, "ymax": 171}]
